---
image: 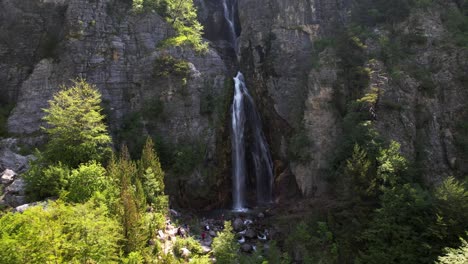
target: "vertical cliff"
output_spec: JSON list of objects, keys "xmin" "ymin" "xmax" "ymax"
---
[
  {"xmin": 235, "ymin": 0, "xmax": 468, "ymax": 198},
  {"xmin": 0, "ymin": 0, "xmax": 231, "ymax": 208}
]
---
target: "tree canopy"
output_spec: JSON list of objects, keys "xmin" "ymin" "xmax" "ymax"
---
[{"xmin": 42, "ymin": 78, "xmax": 112, "ymax": 168}]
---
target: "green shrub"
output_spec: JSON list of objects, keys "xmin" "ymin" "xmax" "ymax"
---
[
  {"xmin": 173, "ymin": 237, "xmax": 203, "ymax": 257},
  {"xmin": 138, "ymin": 0, "xmax": 207, "ymax": 52},
  {"xmin": 24, "ymin": 158, "xmax": 70, "ymax": 201},
  {"xmin": 153, "ymin": 55, "xmax": 190, "ymax": 78},
  {"xmin": 66, "ymin": 161, "xmax": 109, "ymax": 203},
  {"xmin": 118, "ymin": 112, "xmax": 146, "ymax": 159},
  {"xmin": 0, "ymin": 200, "xmax": 122, "ymax": 263},
  {"xmin": 170, "ymin": 141, "xmax": 204, "ymax": 175}
]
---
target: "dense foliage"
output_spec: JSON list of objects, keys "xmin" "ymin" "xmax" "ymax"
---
[
  {"xmin": 133, "ymin": 0, "xmax": 207, "ymax": 52},
  {"xmin": 0, "ymin": 200, "xmax": 122, "ymax": 263},
  {"xmin": 42, "ymin": 78, "xmax": 112, "ymax": 168}
]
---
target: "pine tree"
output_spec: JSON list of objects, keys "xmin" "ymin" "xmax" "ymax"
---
[
  {"xmin": 42, "ymin": 78, "xmax": 112, "ymax": 168},
  {"xmin": 110, "ymin": 146, "xmax": 145, "ymax": 254},
  {"xmin": 138, "ymin": 137, "xmax": 166, "ymax": 206}
]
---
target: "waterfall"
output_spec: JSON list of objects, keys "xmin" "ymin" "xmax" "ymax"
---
[
  {"xmin": 222, "ymin": 0, "xmax": 238, "ymax": 55},
  {"xmin": 231, "ymin": 73, "xmax": 247, "ymax": 210},
  {"xmin": 231, "ymin": 73, "xmax": 274, "ymax": 210},
  {"xmin": 224, "ymin": 0, "xmax": 273, "ymax": 210}
]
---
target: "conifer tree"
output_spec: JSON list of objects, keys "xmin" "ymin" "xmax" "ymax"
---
[
  {"xmin": 138, "ymin": 137, "xmax": 166, "ymax": 206},
  {"xmin": 42, "ymin": 78, "xmax": 111, "ymax": 168}
]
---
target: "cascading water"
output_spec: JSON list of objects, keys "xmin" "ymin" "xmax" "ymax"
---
[
  {"xmin": 224, "ymin": 0, "xmax": 274, "ymax": 211},
  {"xmin": 222, "ymin": 0, "xmax": 238, "ymax": 55},
  {"xmin": 231, "ymin": 73, "xmax": 247, "ymax": 210}
]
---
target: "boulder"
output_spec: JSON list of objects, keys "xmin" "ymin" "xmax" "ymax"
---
[
  {"xmin": 14, "ymin": 203, "xmax": 31, "ymax": 213},
  {"xmin": 5, "ymin": 178, "xmax": 25, "ymax": 195},
  {"xmin": 1, "ymin": 169, "xmax": 16, "ymax": 185},
  {"xmin": 245, "ymin": 229, "xmax": 256, "ymax": 239},
  {"xmin": 232, "ymin": 218, "xmax": 245, "ymax": 231},
  {"xmin": 4, "ymin": 195, "xmax": 27, "ymax": 207},
  {"xmin": 209, "ymin": 230, "xmax": 217, "ymax": 237},
  {"xmin": 240, "ymin": 243, "xmax": 253, "ymax": 253},
  {"xmin": 201, "ymin": 235, "xmax": 213, "ymax": 247},
  {"xmin": 0, "ymin": 139, "xmax": 31, "ymax": 173},
  {"xmin": 201, "ymin": 245, "xmax": 211, "ymax": 254},
  {"xmin": 180, "ymin": 247, "xmax": 191, "ymax": 259}
]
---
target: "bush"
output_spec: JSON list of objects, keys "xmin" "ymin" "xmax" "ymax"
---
[
  {"xmin": 153, "ymin": 55, "xmax": 190, "ymax": 78},
  {"xmin": 173, "ymin": 237, "xmax": 203, "ymax": 257},
  {"xmin": 0, "ymin": 200, "xmax": 122, "ymax": 263},
  {"xmin": 24, "ymin": 158, "xmax": 70, "ymax": 201},
  {"xmin": 66, "ymin": 161, "xmax": 109, "ymax": 203}
]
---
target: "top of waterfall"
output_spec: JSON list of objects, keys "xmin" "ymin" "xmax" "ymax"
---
[{"xmin": 235, "ymin": 72, "xmax": 244, "ymax": 82}]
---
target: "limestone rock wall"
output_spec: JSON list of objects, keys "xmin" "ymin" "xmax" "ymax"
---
[
  {"xmin": 236, "ymin": 0, "xmax": 468, "ymax": 198},
  {"xmin": 1, "ymin": 0, "xmax": 229, "ymax": 208}
]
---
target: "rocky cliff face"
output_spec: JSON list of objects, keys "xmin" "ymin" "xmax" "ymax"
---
[
  {"xmin": 0, "ymin": 0, "xmax": 229, "ymax": 208},
  {"xmin": 235, "ymin": 0, "xmax": 468, "ymax": 197},
  {"xmin": 236, "ymin": 0, "xmax": 348, "ymax": 197},
  {"xmin": 1, "ymin": 0, "xmax": 467, "ymax": 207}
]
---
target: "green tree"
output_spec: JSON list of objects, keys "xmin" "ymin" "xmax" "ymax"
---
[
  {"xmin": 358, "ymin": 184, "xmax": 436, "ymax": 264},
  {"xmin": 108, "ymin": 147, "xmax": 145, "ymax": 255},
  {"xmin": 345, "ymin": 144, "xmax": 375, "ymax": 200},
  {"xmin": 437, "ymin": 237, "xmax": 468, "ymax": 264},
  {"xmin": 0, "ymin": 200, "xmax": 122, "ymax": 263},
  {"xmin": 138, "ymin": 137, "xmax": 166, "ymax": 206},
  {"xmin": 212, "ymin": 222, "xmax": 237, "ymax": 264},
  {"xmin": 163, "ymin": 0, "xmax": 207, "ymax": 52},
  {"xmin": 434, "ymin": 177, "xmax": 468, "ymax": 247},
  {"xmin": 42, "ymin": 78, "xmax": 112, "ymax": 168}
]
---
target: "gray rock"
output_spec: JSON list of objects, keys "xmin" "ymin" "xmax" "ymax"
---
[
  {"xmin": 240, "ymin": 243, "xmax": 253, "ymax": 253},
  {"xmin": 1, "ymin": 169, "xmax": 16, "ymax": 185},
  {"xmin": 245, "ymin": 229, "xmax": 256, "ymax": 239},
  {"xmin": 180, "ymin": 247, "xmax": 191, "ymax": 259},
  {"xmin": 14, "ymin": 203, "xmax": 31, "ymax": 213},
  {"xmin": 0, "ymin": 140, "xmax": 31, "ymax": 173},
  {"xmin": 201, "ymin": 235, "xmax": 213, "ymax": 247},
  {"xmin": 209, "ymin": 230, "xmax": 217, "ymax": 237},
  {"xmin": 4, "ymin": 195, "xmax": 27, "ymax": 208},
  {"xmin": 6, "ymin": 178, "xmax": 25, "ymax": 195},
  {"xmin": 233, "ymin": 218, "xmax": 245, "ymax": 232},
  {"xmin": 201, "ymin": 245, "xmax": 211, "ymax": 254}
]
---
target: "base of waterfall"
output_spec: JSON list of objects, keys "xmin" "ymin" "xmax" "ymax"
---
[{"xmin": 232, "ymin": 207, "xmax": 249, "ymax": 213}]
